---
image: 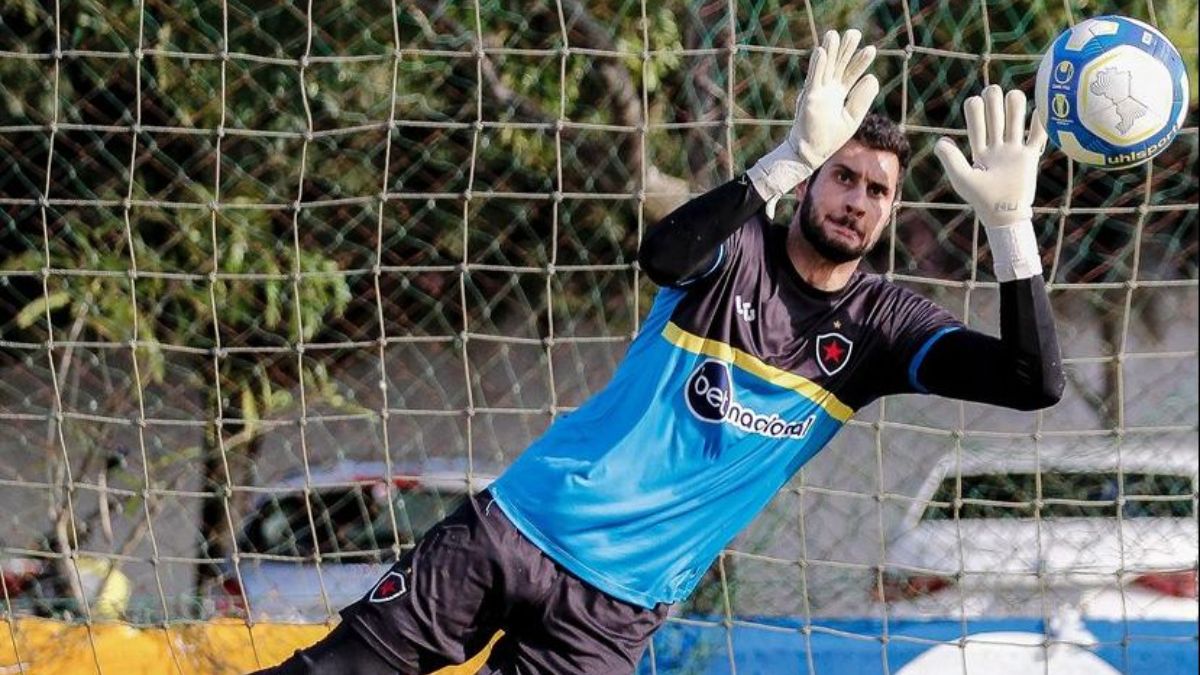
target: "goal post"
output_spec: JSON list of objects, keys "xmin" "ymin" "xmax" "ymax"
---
[{"xmin": 0, "ymin": 0, "xmax": 1196, "ymax": 672}]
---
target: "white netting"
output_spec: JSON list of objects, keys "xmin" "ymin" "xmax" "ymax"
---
[{"xmin": 0, "ymin": 0, "xmax": 1196, "ymax": 673}]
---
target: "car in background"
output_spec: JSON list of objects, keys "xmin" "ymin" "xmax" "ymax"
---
[
  {"xmin": 880, "ymin": 437, "xmax": 1198, "ymax": 620},
  {"xmin": 209, "ymin": 459, "xmax": 495, "ymax": 622},
  {"xmin": 1, "ymin": 555, "xmax": 131, "ymax": 620}
]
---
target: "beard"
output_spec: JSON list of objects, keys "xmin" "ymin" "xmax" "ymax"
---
[{"xmin": 797, "ymin": 191, "xmax": 873, "ymax": 264}]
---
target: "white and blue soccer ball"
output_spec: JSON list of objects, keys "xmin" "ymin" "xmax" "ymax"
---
[{"xmin": 1035, "ymin": 15, "xmax": 1189, "ymax": 169}]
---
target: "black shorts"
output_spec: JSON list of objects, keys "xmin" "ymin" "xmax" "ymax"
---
[{"xmin": 340, "ymin": 490, "xmax": 669, "ymax": 675}]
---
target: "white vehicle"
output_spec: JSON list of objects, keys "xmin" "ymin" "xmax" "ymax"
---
[
  {"xmin": 210, "ymin": 460, "xmax": 495, "ymax": 622},
  {"xmin": 881, "ymin": 437, "xmax": 1198, "ymax": 620}
]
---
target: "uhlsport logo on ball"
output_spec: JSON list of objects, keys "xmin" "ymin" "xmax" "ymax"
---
[{"xmin": 1035, "ymin": 15, "xmax": 1189, "ymax": 169}]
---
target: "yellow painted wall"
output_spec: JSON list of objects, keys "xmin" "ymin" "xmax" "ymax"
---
[{"xmin": 0, "ymin": 618, "xmax": 498, "ymax": 674}]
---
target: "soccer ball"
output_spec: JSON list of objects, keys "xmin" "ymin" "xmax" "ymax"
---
[{"xmin": 1035, "ymin": 15, "xmax": 1189, "ymax": 169}]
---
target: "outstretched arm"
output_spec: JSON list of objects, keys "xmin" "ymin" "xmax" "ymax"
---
[
  {"xmin": 638, "ymin": 29, "xmax": 879, "ymax": 287},
  {"xmin": 915, "ymin": 277, "xmax": 1063, "ymax": 410},
  {"xmin": 917, "ymin": 85, "xmax": 1064, "ymax": 411}
]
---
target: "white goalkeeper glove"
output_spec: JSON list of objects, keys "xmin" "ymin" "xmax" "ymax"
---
[
  {"xmin": 933, "ymin": 85, "xmax": 1049, "ymax": 282},
  {"xmin": 747, "ymin": 29, "xmax": 880, "ymax": 219}
]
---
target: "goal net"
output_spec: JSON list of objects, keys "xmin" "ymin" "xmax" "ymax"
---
[{"xmin": 0, "ymin": 0, "xmax": 1196, "ymax": 673}]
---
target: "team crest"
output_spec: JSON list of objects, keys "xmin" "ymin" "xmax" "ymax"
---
[
  {"xmin": 368, "ymin": 570, "xmax": 408, "ymax": 603},
  {"xmin": 815, "ymin": 333, "xmax": 853, "ymax": 377}
]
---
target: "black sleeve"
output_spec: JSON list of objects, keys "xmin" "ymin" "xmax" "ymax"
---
[
  {"xmin": 916, "ymin": 276, "xmax": 1064, "ymax": 411},
  {"xmin": 637, "ymin": 174, "xmax": 765, "ymax": 287}
]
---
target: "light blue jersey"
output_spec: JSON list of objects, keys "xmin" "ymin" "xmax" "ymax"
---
[{"xmin": 490, "ymin": 216, "xmax": 959, "ymax": 608}]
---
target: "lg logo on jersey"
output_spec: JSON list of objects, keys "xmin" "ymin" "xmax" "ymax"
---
[
  {"xmin": 685, "ymin": 360, "xmax": 815, "ymax": 444},
  {"xmin": 735, "ymin": 295, "xmax": 756, "ymax": 323}
]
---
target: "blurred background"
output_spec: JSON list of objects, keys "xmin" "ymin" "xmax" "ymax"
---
[{"xmin": 0, "ymin": 0, "xmax": 1196, "ymax": 672}]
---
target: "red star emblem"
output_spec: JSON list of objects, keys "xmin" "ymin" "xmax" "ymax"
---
[
  {"xmin": 821, "ymin": 340, "xmax": 845, "ymax": 364},
  {"xmin": 816, "ymin": 332, "xmax": 853, "ymax": 376},
  {"xmin": 369, "ymin": 570, "xmax": 407, "ymax": 603}
]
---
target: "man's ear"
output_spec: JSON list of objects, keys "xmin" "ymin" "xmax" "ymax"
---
[
  {"xmin": 792, "ymin": 179, "xmax": 808, "ymax": 203},
  {"xmin": 788, "ymin": 179, "xmax": 810, "ymax": 228}
]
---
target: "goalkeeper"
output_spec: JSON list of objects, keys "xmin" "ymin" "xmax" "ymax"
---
[{"xmin": 257, "ymin": 29, "xmax": 1063, "ymax": 675}]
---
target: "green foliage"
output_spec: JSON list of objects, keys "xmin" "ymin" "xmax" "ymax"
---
[
  {"xmin": 12, "ymin": 204, "xmax": 351, "ymax": 410},
  {"xmin": 2, "ymin": 0, "xmax": 1196, "ymax": 430},
  {"xmin": 2, "ymin": 0, "xmax": 1196, "ymax": 402},
  {"xmin": 1157, "ymin": 0, "xmax": 1200, "ymax": 106}
]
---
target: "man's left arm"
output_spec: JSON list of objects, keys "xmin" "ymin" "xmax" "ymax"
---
[
  {"xmin": 912, "ymin": 276, "xmax": 1063, "ymax": 410},
  {"xmin": 910, "ymin": 84, "xmax": 1065, "ymax": 411}
]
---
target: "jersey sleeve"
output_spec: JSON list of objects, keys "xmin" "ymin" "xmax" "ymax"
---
[
  {"xmin": 674, "ymin": 221, "xmax": 742, "ymax": 287},
  {"xmin": 879, "ymin": 289, "xmax": 966, "ymax": 395},
  {"xmin": 912, "ymin": 276, "xmax": 1064, "ymax": 411},
  {"xmin": 637, "ymin": 175, "xmax": 765, "ymax": 287}
]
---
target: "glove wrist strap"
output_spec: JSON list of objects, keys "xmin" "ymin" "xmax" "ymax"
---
[
  {"xmin": 747, "ymin": 143, "xmax": 815, "ymax": 220},
  {"xmin": 984, "ymin": 219, "xmax": 1042, "ymax": 283}
]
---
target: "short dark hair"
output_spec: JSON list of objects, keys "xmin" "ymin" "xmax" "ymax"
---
[
  {"xmin": 850, "ymin": 113, "xmax": 910, "ymax": 185},
  {"xmin": 804, "ymin": 113, "xmax": 910, "ymax": 195}
]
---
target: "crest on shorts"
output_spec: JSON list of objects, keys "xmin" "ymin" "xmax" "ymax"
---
[
  {"xmin": 815, "ymin": 333, "xmax": 853, "ymax": 377},
  {"xmin": 368, "ymin": 570, "xmax": 408, "ymax": 603}
]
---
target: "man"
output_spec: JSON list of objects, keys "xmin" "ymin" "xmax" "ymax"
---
[{"xmin": 256, "ymin": 29, "xmax": 1062, "ymax": 675}]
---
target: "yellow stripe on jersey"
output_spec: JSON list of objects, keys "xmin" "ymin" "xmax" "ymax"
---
[{"xmin": 662, "ymin": 321, "xmax": 855, "ymax": 423}]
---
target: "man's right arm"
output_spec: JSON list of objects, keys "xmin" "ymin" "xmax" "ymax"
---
[
  {"xmin": 639, "ymin": 28, "xmax": 879, "ymax": 288},
  {"xmin": 636, "ymin": 176, "xmax": 763, "ymax": 287}
]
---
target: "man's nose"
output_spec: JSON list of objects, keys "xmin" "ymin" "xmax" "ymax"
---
[{"xmin": 844, "ymin": 185, "xmax": 868, "ymax": 219}]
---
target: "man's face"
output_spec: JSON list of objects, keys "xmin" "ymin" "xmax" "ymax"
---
[{"xmin": 795, "ymin": 141, "xmax": 901, "ymax": 264}]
